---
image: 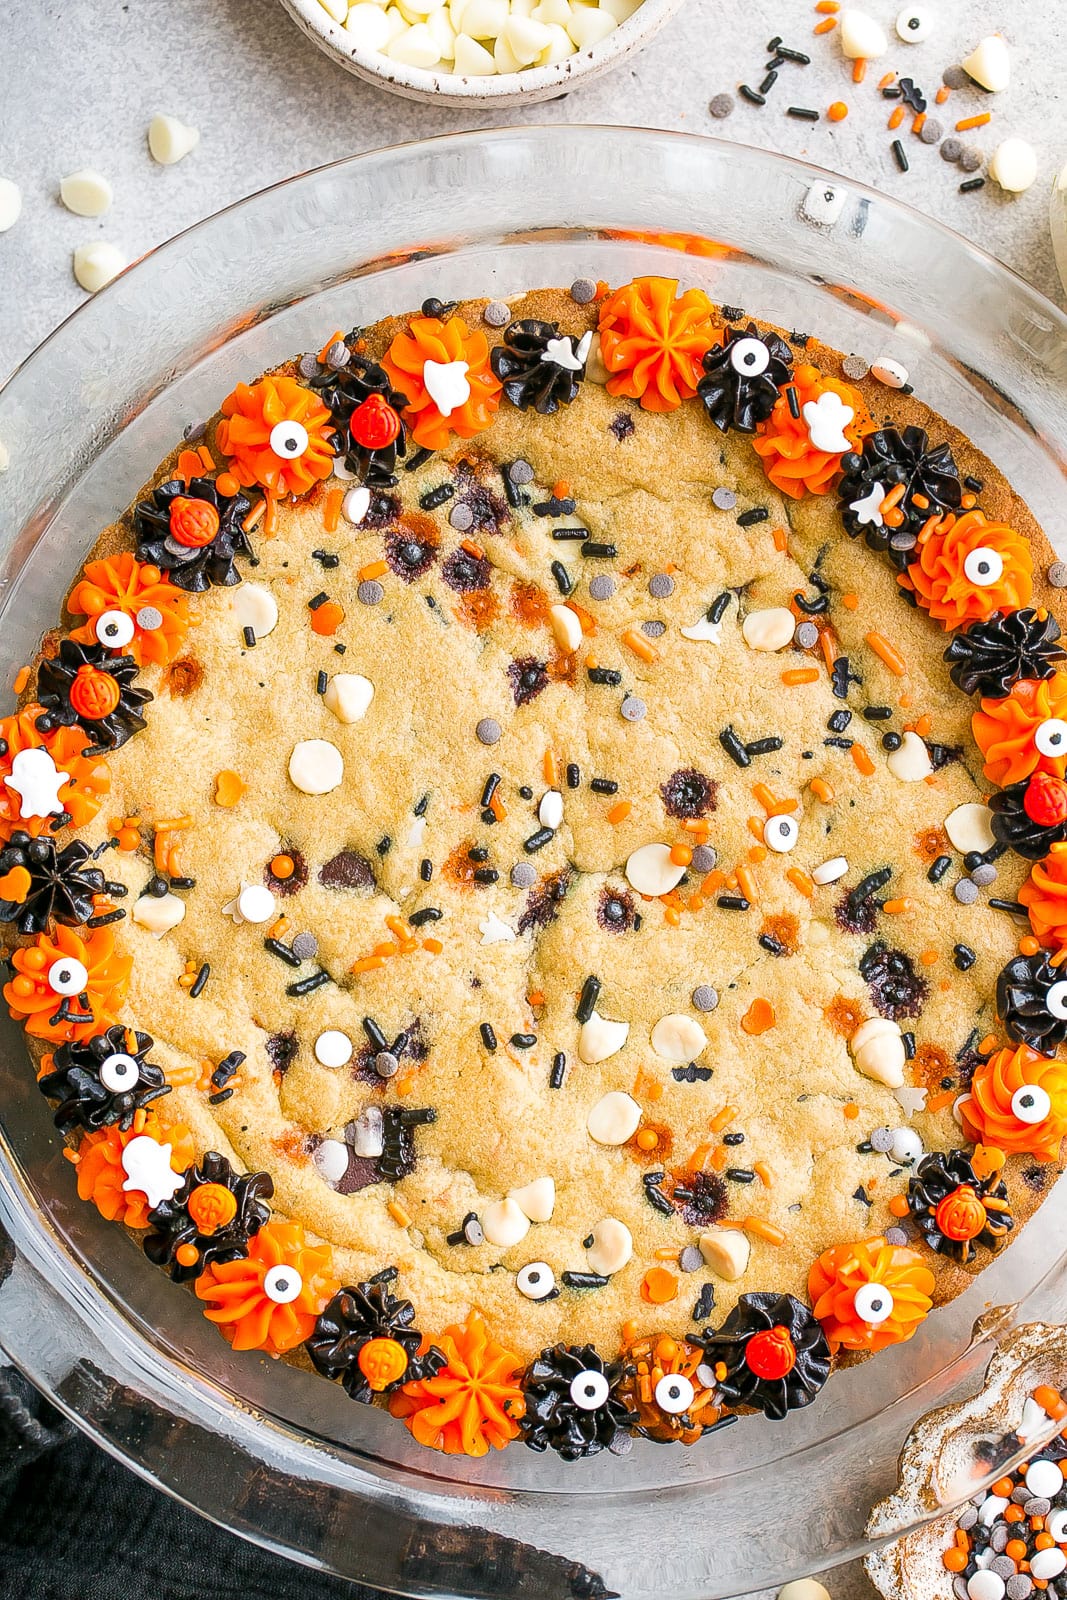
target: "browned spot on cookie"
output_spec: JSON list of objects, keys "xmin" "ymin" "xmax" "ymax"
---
[
  {"xmin": 914, "ymin": 825, "xmax": 949, "ymax": 864},
  {"xmin": 456, "ymin": 589, "xmax": 500, "ymax": 632},
  {"xmin": 760, "ymin": 911, "xmax": 799, "ymax": 955},
  {"xmin": 444, "ymin": 839, "xmax": 478, "ymax": 885},
  {"xmin": 511, "ymin": 580, "xmax": 551, "ymax": 629},
  {"xmin": 272, "ymin": 1128, "xmax": 310, "ymax": 1164},
  {"xmin": 825, "ymin": 994, "xmax": 866, "ymax": 1037},
  {"xmin": 165, "ymin": 657, "xmax": 203, "ymax": 697},
  {"xmin": 913, "ymin": 1042, "xmax": 951, "ymax": 1089}
]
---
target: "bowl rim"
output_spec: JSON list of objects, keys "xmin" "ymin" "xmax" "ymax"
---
[{"xmin": 276, "ymin": 0, "xmax": 685, "ymax": 99}]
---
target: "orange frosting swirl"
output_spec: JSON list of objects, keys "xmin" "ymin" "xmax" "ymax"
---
[
  {"xmin": 961, "ymin": 1042, "xmax": 1067, "ymax": 1161},
  {"xmin": 1020, "ymin": 840, "xmax": 1067, "ymax": 952},
  {"xmin": 388, "ymin": 1312, "xmax": 525, "ymax": 1456},
  {"xmin": 195, "ymin": 1219, "xmax": 338, "ymax": 1356},
  {"xmin": 0, "ymin": 706, "xmax": 110, "ymax": 844},
  {"xmin": 972, "ymin": 672, "xmax": 1067, "ymax": 786},
  {"xmin": 753, "ymin": 365, "xmax": 870, "ymax": 498},
  {"xmin": 807, "ymin": 1237, "xmax": 935, "ymax": 1353},
  {"xmin": 382, "ymin": 315, "xmax": 501, "ymax": 452},
  {"xmin": 69, "ymin": 554, "xmax": 190, "ymax": 667},
  {"xmin": 4, "ymin": 923, "xmax": 132, "ymax": 1043},
  {"xmin": 596, "ymin": 277, "xmax": 716, "ymax": 412},
  {"xmin": 216, "ymin": 375, "xmax": 336, "ymax": 496},
  {"xmin": 76, "ymin": 1110, "xmax": 195, "ymax": 1229},
  {"xmin": 901, "ymin": 509, "xmax": 1033, "ymax": 629}
]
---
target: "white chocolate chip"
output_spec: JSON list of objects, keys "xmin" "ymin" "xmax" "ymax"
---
[
  {"xmin": 549, "ymin": 603, "xmax": 584, "ymax": 652},
  {"xmin": 812, "ymin": 856, "xmax": 849, "ymax": 885},
  {"xmin": 887, "ymin": 730, "xmax": 933, "ymax": 782},
  {"xmin": 624, "ymin": 842, "xmax": 687, "ymax": 896},
  {"xmin": 961, "ymin": 34, "xmax": 1010, "ymax": 93},
  {"xmin": 342, "ymin": 485, "xmax": 372, "ymax": 524},
  {"xmin": 148, "ymin": 114, "xmax": 201, "ymax": 166},
  {"xmin": 324, "ymin": 673, "xmax": 374, "ymax": 724},
  {"xmin": 508, "ymin": 1176, "xmax": 555, "ymax": 1222},
  {"xmin": 850, "ymin": 1017, "xmax": 906, "ymax": 1088},
  {"xmin": 650, "ymin": 1013, "xmax": 708, "ymax": 1062},
  {"xmin": 479, "ymin": 911, "xmax": 517, "ymax": 944},
  {"xmin": 481, "ymin": 1197, "xmax": 531, "ymax": 1248},
  {"xmin": 699, "ymin": 1226, "xmax": 751, "ymax": 1282},
  {"xmin": 345, "ymin": 2, "xmax": 393, "ymax": 48},
  {"xmin": 236, "ymin": 885, "xmax": 276, "ymax": 923},
  {"xmin": 315, "ymin": 1029, "xmax": 354, "ymax": 1068},
  {"xmin": 579, "ymin": 1010, "xmax": 630, "ymax": 1064},
  {"xmin": 944, "ymin": 801, "xmax": 995, "ymax": 854},
  {"xmin": 73, "ymin": 242, "xmax": 126, "ymax": 294},
  {"xmin": 453, "ymin": 33, "xmax": 497, "ymax": 73},
  {"xmin": 871, "ymin": 356, "xmax": 909, "ymax": 389},
  {"xmin": 539, "ymin": 789, "xmax": 564, "ymax": 830},
  {"xmin": 0, "ymin": 178, "xmax": 22, "ymax": 233},
  {"xmin": 586, "ymin": 1089, "xmax": 641, "ymax": 1145},
  {"xmin": 288, "ymin": 739, "xmax": 344, "ymax": 795},
  {"xmin": 231, "ymin": 583, "xmax": 279, "ymax": 640},
  {"xmin": 583, "ymin": 331, "xmax": 610, "ymax": 385},
  {"xmin": 990, "ymin": 137, "xmax": 1038, "ymax": 194},
  {"xmin": 351, "ymin": 1104, "xmax": 384, "ymax": 1157},
  {"xmin": 839, "ymin": 9, "xmax": 888, "ymax": 59},
  {"xmin": 59, "ymin": 169, "xmax": 113, "ymax": 217},
  {"xmin": 132, "ymin": 891, "xmax": 186, "ymax": 938},
  {"xmin": 313, "ymin": 1138, "xmax": 350, "ymax": 1184},
  {"xmin": 586, "ymin": 1216, "xmax": 633, "ymax": 1276},
  {"xmin": 777, "ymin": 1582, "xmax": 832, "ymax": 1600},
  {"xmin": 741, "ymin": 607, "xmax": 795, "ymax": 652}
]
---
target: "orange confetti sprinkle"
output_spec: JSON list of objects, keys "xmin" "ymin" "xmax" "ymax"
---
[
  {"xmin": 213, "ymin": 770, "xmax": 246, "ymax": 807},
  {"xmin": 740, "ymin": 998, "xmax": 775, "ymax": 1035}
]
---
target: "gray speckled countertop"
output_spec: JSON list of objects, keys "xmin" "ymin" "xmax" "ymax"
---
[{"xmin": 1, "ymin": 2, "xmax": 1065, "ymax": 1596}]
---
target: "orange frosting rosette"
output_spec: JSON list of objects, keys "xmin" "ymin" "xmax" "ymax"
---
[
  {"xmin": 596, "ymin": 276, "xmax": 716, "ymax": 412},
  {"xmin": 808, "ymin": 1237, "xmax": 935, "ymax": 1353},
  {"xmin": 382, "ymin": 315, "xmax": 501, "ymax": 452},
  {"xmin": 69, "ymin": 553, "xmax": 190, "ymax": 667},
  {"xmin": 75, "ymin": 1109, "xmax": 195, "ymax": 1229},
  {"xmin": 1020, "ymin": 841, "xmax": 1067, "ymax": 952},
  {"xmin": 216, "ymin": 375, "xmax": 336, "ymax": 496},
  {"xmin": 901, "ymin": 509, "xmax": 1033, "ymax": 629},
  {"xmin": 195, "ymin": 1219, "xmax": 338, "ymax": 1356},
  {"xmin": 388, "ymin": 1312, "xmax": 525, "ymax": 1456},
  {"xmin": 0, "ymin": 705, "xmax": 110, "ymax": 844},
  {"xmin": 961, "ymin": 1042, "xmax": 1067, "ymax": 1162},
  {"xmin": 4, "ymin": 923, "xmax": 132, "ymax": 1043},
  {"xmin": 753, "ymin": 365, "xmax": 870, "ymax": 498},
  {"xmin": 971, "ymin": 673, "xmax": 1067, "ymax": 787}
]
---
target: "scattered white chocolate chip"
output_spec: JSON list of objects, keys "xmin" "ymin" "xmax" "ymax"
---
[
  {"xmin": 479, "ymin": 910, "xmax": 517, "ymax": 945},
  {"xmin": 549, "ymin": 603, "xmax": 583, "ymax": 652},
  {"xmin": 148, "ymin": 114, "xmax": 201, "ymax": 166},
  {"xmin": 871, "ymin": 356, "xmax": 909, "ymax": 389},
  {"xmin": 839, "ymin": 9, "xmax": 888, "ymax": 59},
  {"xmin": 650, "ymin": 1013, "xmax": 708, "ymax": 1062},
  {"xmin": 624, "ymin": 842, "xmax": 687, "ymax": 897},
  {"xmin": 579, "ymin": 1010, "xmax": 630, "ymax": 1065},
  {"xmin": 990, "ymin": 137, "xmax": 1039, "ymax": 195},
  {"xmin": 481, "ymin": 1197, "xmax": 531, "ymax": 1248},
  {"xmin": 699, "ymin": 1227, "xmax": 751, "ymax": 1282},
  {"xmin": 0, "ymin": 178, "xmax": 22, "ymax": 233},
  {"xmin": 680, "ymin": 615, "xmax": 723, "ymax": 643},
  {"xmin": 539, "ymin": 789, "xmax": 564, "ymax": 830},
  {"xmin": 802, "ymin": 390, "xmax": 854, "ymax": 453},
  {"xmin": 121, "ymin": 1134, "xmax": 184, "ymax": 1207},
  {"xmin": 73, "ymin": 242, "xmax": 126, "ymax": 294},
  {"xmin": 59, "ymin": 169, "xmax": 113, "ymax": 218},
  {"xmin": 231, "ymin": 583, "xmax": 278, "ymax": 640},
  {"xmin": 315, "ymin": 1029, "xmax": 354, "ymax": 1068},
  {"xmin": 313, "ymin": 1138, "xmax": 350, "ymax": 1184},
  {"xmin": 237, "ymin": 884, "xmax": 277, "ymax": 923},
  {"xmin": 422, "ymin": 358, "xmax": 470, "ymax": 417},
  {"xmin": 777, "ymin": 1580, "xmax": 832, "ymax": 1600},
  {"xmin": 351, "ymin": 1104, "xmax": 384, "ymax": 1157},
  {"xmin": 944, "ymin": 801, "xmax": 995, "ymax": 854},
  {"xmin": 324, "ymin": 672, "xmax": 374, "ymax": 724},
  {"xmin": 741, "ymin": 607, "xmax": 795, "ymax": 652},
  {"xmin": 132, "ymin": 891, "xmax": 186, "ymax": 938},
  {"xmin": 850, "ymin": 1017, "xmax": 906, "ymax": 1088},
  {"xmin": 812, "ymin": 856, "xmax": 849, "ymax": 885},
  {"xmin": 6, "ymin": 748, "xmax": 69, "ymax": 819},
  {"xmin": 288, "ymin": 738, "xmax": 344, "ymax": 794},
  {"xmin": 887, "ymin": 730, "xmax": 933, "ymax": 782},
  {"xmin": 961, "ymin": 34, "xmax": 1010, "ymax": 93},
  {"xmin": 508, "ymin": 1176, "xmax": 555, "ymax": 1222},
  {"xmin": 342, "ymin": 485, "xmax": 371, "ymax": 524},
  {"xmin": 583, "ymin": 332, "xmax": 610, "ymax": 385},
  {"xmin": 586, "ymin": 1089, "xmax": 641, "ymax": 1145},
  {"xmin": 586, "ymin": 1216, "xmax": 633, "ymax": 1276}
]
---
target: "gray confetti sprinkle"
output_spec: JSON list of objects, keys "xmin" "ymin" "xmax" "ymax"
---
[
  {"xmin": 589, "ymin": 574, "xmax": 616, "ymax": 601},
  {"xmin": 884, "ymin": 1226, "xmax": 909, "ymax": 1247},
  {"xmin": 990, "ymin": 1525, "xmax": 1011, "ymax": 1555},
  {"xmin": 795, "ymin": 621, "xmax": 820, "ymax": 649},
  {"xmin": 954, "ymin": 878, "xmax": 980, "ymax": 904},
  {"xmin": 509, "ymin": 458, "xmax": 534, "ymax": 484},
  {"xmin": 621, "ymin": 695, "xmax": 646, "ymax": 721},
  {"xmin": 135, "ymin": 605, "xmax": 164, "ymax": 631},
  {"xmin": 870, "ymin": 1126, "xmax": 894, "ymax": 1153},
  {"xmin": 1007, "ymin": 1575, "xmax": 1034, "ymax": 1599},
  {"xmin": 953, "ymin": 1578, "xmax": 971, "ymax": 1600},
  {"xmin": 463, "ymin": 1215, "xmax": 485, "ymax": 1245},
  {"xmin": 957, "ymin": 1507, "xmax": 979, "ymax": 1531},
  {"xmin": 608, "ymin": 1428, "xmax": 633, "ymax": 1456},
  {"xmin": 1023, "ymin": 1497, "xmax": 1051, "ymax": 1518},
  {"xmin": 326, "ymin": 339, "xmax": 349, "ymax": 370},
  {"xmin": 712, "ymin": 486, "xmax": 737, "ymax": 510},
  {"xmin": 182, "ymin": 419, "xmax": 207, "ymax": 442},
  {"xmin": 297, "ymin": 352, "xmax": 320, "ymax": 379},
  {"xmin": 919, "ymin": 117, "xmax": 944, "ymax": 145},
  {"xmin": 1011, "ymin": 1486, "xmax": 1031, "ymax": 1504},
  {"xmin": 691, "ymin": 845, "xmax": 717, "ymax": 873},
  {"xmin": 570, "ymin": 278, "xmax": 597, "ymax": 305},
  {"xmin": 709, "ymin": 93, "xmax": 735, "ymax": 119},
  {"xmin": 692, "ymin": 984, "xmax": 719, "ymax": 1013},
  {"xmin": 484, "ymin": 300, "xmax": 510, "ymax": 327},
  {"xmin": 991, "ymin": 1554, "xmax": 1019, "ymax": 1577},
  {"xmin": 1048, "ymin": 561, "xmax": 1067, "ymax": 588},
  {"xmin": 449, "ymin": 502, "xmax": 474, "ymax": 531},
  {"xmin": 970, "ymin": 863, "xmax": 997, "ymax": 887},
  {"xmin": 357, "ymin": 579, "xmax": 384, "ymax": 606},
  {"xmin": 375, "ymin": 1051, "xmax": 399, "ymax": 1079},
  {"xmin": 943, "ymin": 64, "xmax": 970, "ymax": 90},
  {"xmin": 476, "ymin": 717, "xmax": 501, "ymax": 745},
  {"xmin": 841, "ymin": 354, "xmax": 870, "ymax": 381},
  {"xmin": 291, "ymin": 932, "xmax": 318, "ymax": 962},
  {"xmin": 510, "ymin": 862, "xmax": 537, "ymax": 888},
  {"xmin": 679, "ymin": 1245, "xmax": 704, "ymax": 1273},
  {"xmin": 642, "ymin": 619, "xmax": 666, "ymax": 638},
  {"xmin": 940, "ymin": 137, "xmax": 964, "ymax": 163},
  {"xmin": 649, "ymin": 573, "xmax": 675, "ymax": 599},
  {"xmin": 960, "ymin": 146, "xmax": 984, "ymax": 173}
]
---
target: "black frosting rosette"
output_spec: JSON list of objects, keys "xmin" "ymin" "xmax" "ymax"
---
[
  {"xmin": 38, "ymin": 1024, "xmax": 169, "ymax": 1133},
  {"xmin": 944, "ymin": 609, "xmax": 1066, "ymax": 699},
  {"xmin": 133, "ymin": 474, "xmax": 253, "ymax": 592},
  {"xmin": 307, "ymin": 1278, "xmax": 442, "ymax": 1403},
  {"xmin": 997, "ymin": 950, "xmax": 1067, "ymax": 1051},
  {"xmin": 143, "ymin": 1150, "xmax": 274, "ymax": 1282},
  {"xmin": 315, "ymin": 354, "xmax": 410, "ymax": 487},
  {"xmin": 906, "ymin": 1149, "xmax": 1013, "ymax": 1265},
  {"xmin": 490, "ymin": 320, "xmax": 588, "ymax": 415},
  {"xmin": 0, "ymin": 832, "xmax": 104, "ymax": 933},
  {"xmin": 989, "ymin": 776, "xmax": 1067, "ymax": 861},
  {"xmin": 697, "ymin": 322, "xmax": 793, "ymax": 434},
  {"xmin": 697, "ymin": 1292, "xmax": 831, "ymax": 1421},
  {"xmin": 837, "ymin": 426, "xmax": 962, "ymax": 569},
  {"xmin": 34, "ymin": 639, "xmax": 151, "ymax": 751},
  {"xmin": 520, "ymin": 1343, "xmax": 635, "ymax": 1460}
]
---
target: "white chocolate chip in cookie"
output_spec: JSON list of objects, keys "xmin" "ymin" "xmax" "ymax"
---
[
  {"xmin": 741, "ymin": 607, "xmax": 795, "ymax": 652},
  {"xmin": 944, "ymin": 801, "xmax": 995, "ymax": 854},
  {"xmin": 324, "ymin": 673, "xmax": 374, "ymax": 725},
  {"xmin": 886, "ymin": 730, "xmax": 933, "ymax": 782},
  {"xmin": 508, "ymin": 1176, "xmax": 555, "ymax": 1222},
  {"xmin": 850, "ymin": 1016, "xmax": 906, "ymax": 1088},
  {"xmin": 625, "ymin": 842, "xmax": 686, "ymax": 896},
  {"xmin": 650, "ymin": 1013, "xmax": 708, "ymax": 1062},
  {"xmin": 313, "ymin": 1139, "xmax": 350, "ymax": 1185},
  {"xmin": 549, "ymin": 603, "xmax": 583, "ymax": 652},
  {"xmin": 232, "ymin": 583, "xmax": 279, "ymax": 640},
  {"xmin": 586, "ymin": 1089, "xmax": 640, "ymax": 1145},
  {"xmin": 236, "ymin": 885, "xmax": 276, "ymax": 924},
  {"xmin": 586, "ymin": 1216, "xmax": 633, "ymax": 1276},
  {"xmin": 132, "ymin": 891, "xmax": 186, "ymax": 938},
  {"xmin": 579, "ymin": 1010, "xmax": 629, "ymax": 1064},
  {"xmin": 699, "ymin": 1227, "xmax": 751, "ymax": 1281},
  {"xmin": 481, "ymin": 1197, "xmax": 531, "ymax": 1248},
  {"xmin": 288, "ymin": 739, "xmax": 344, "ymax": 794}
]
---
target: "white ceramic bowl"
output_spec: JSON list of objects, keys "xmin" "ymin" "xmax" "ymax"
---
[{"xmin": 276, "ymin": 0, "xmax": 686, "ymax": 106}]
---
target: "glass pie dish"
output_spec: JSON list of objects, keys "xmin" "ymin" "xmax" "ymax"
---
[{"xmin": 1, "ymin": 127, "xmax": 1067, "ymax": 1599}]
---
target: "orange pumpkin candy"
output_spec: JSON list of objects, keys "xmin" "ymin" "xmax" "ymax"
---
[
  {"xmin": 808, "ymin": 1237, "xmax": 935, "ymax": 1353},
  {"xmin": 961, "ymin": 1042, "xmax": 1067, "ymax": 1162}
]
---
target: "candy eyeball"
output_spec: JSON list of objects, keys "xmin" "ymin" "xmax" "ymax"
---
[
  {"xmin": 1011, "ymin": 1083, "xmax": 1052, "ymax": 1124},
  {"xmin": 95, "ymin": 609, "xmax": 136, "ymax": 649},
  {"xmin": 729, "ymin": 337, "xmax": 771, "ymax": 378},
  {"xmin": 516, "ymin": 1261, "xmax": 556, "ymax": 1300},
  {"xmin": 1047, "ymin": 980, "xmax": 1067, "ymax": 1020},
  {"xmin": 263, "ymin": 1265, "xmax": 303, "ymax": 1304},
  {"xmin": 763, "ymin": 813, "xmax": 799, "ymax": 853},
  {"xmin": 654, "ymin": 1373, "xmax": 695, "ymax": 1414},
  {"xmin": 853, "ymin": 1282, "xmax": 895, "ymax": 1324},
  {"xmin": 98, "ymin": 1051, "xmax": 140, "ymax": 1092},
  {"xmin": 269, "ymin": 419, "xmax": 309, "ymax": 460},
  {"xmin": 963, "ymin": 546, "xmax": 1004, "ymax": 587},
  {"xmin": 1034, "ymin": 718, "xmax": 1067, "ymax": 758},
  {"xmin": 569, "ymin": 1369, "xmax": 610, "ymax": 1410},
  {"xmin": 47, "ymin": 956, "xmax": 88, "ymax": 996},
  {"xmin": 895, "ymin": 6, "xmax": 933, "ymax": 43}
]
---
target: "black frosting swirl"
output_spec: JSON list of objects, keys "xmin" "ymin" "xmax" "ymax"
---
[
  {"xmin": 133, "ymin": 475, "xmax": 253, "ymax": 592},
  {"xmin": 34, "ymin": 638, "xmax": 151, "ymax": 751},
  {"xmin": 307, "ymin": 1277, "xmax": 442, "ymax": 1402},
  {"xmin": 697, "ymin": 1291, "xmax": 831, "ymax": 1420},
  {"xmin": 997, "ymin": 950, "xmax": 1067, "ymax": 1051},
  {"xmin": 314, "ymin": 353, "xmax": 410, "ymax": 487},
  {"xmin": 0, "ymin": 832, "xmax": 104, "ymax": 933},
  {"xmin": 989, "ymin": 779, "xmax": 1067, "ymax": 861},
  {"xmin": 837, "ymin": 425, "xmax": 962, "ymax": 570},
  {"xmin": 906, "ymin": 1149, "xmax": 1013, "ymax": 1265},
  {"xmin": 944, "ymin": 609, "xmax": 1066, "ymax": 698},
  {"xmin": 696, "ymin": 322, "xmax": 793, "ymax": 434},
  {"xmin": 490, "ymin": 320, "xmax": 587, "ymax": 415},
  {"xmin": 144, "ymin": 1150, "xmax": 274, "ymax": 1282},
  {"xmin": 38, "ymin": 1024, "xmax": 169, "ymax": 1133},
  {"xmin": 521, "ymin": 1343, "xmax": 635, "ymax": 1460}
]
